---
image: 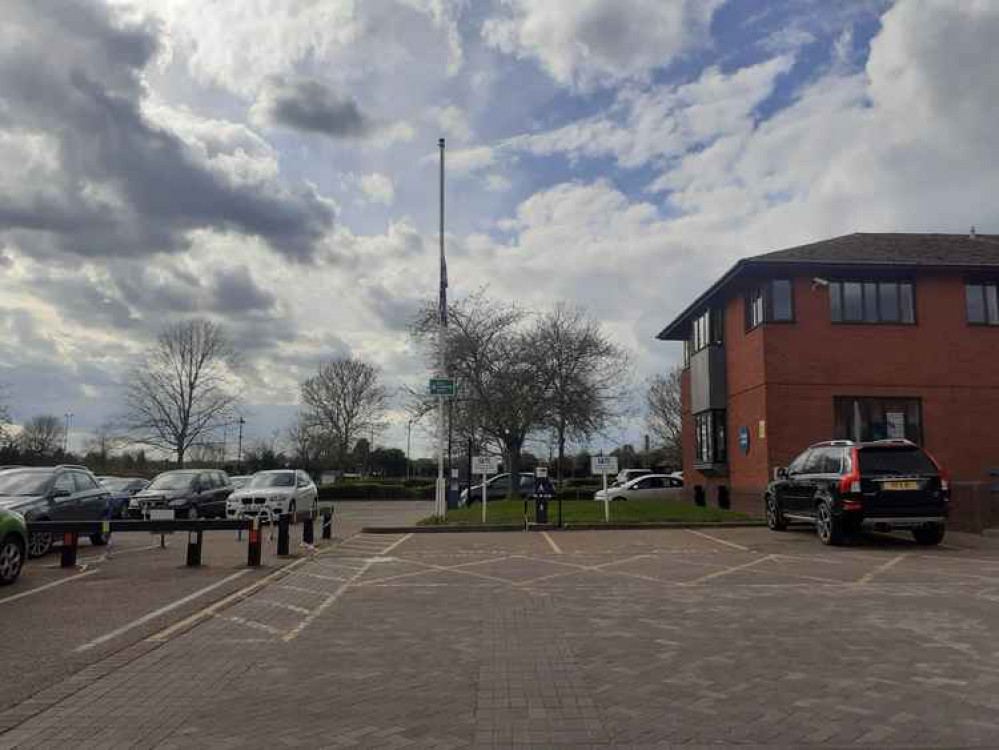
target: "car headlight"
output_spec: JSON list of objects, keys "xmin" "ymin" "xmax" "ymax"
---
[
  {"xmin": 169, "ymin": 498, "xmax": 187, "ymax": 507},
  {"xmin": 8, "ymin": 510, "xmax": 25, "ymax": 524}
]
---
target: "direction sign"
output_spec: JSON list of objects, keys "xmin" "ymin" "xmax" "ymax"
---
[
  {"xmin": 534, "ymin": 466, "xmax": 548, "ymax": 478},
  {"xmin": 590, "ymin": 455, "xmax": 618, "ymax": 476},
  {"xmin": 428, "ymin": 378, "xmax": 456, "ymax": 395},
  {"xmin": 472, "ymin": 456, "xmax": 498, "ymax": 475}
]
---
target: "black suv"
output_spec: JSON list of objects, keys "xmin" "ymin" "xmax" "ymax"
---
[
  {"xmin": 0, "ymin": 465, "xmax": 113, "ymax": 557},
  {"xmin": 129, "ymin": 469, "xmax": 233, "ymax": 519},
  {"xmin": 765, "ymin": 439, "xmax": 949, "ymax": 546}
]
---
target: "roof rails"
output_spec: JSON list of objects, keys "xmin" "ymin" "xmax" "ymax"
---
[
  {"xmin": 810, "ymin": 439, "xmax": 855, "ymax": 448},
  {"xmin": 55, "ymin": 464, "xmax": 90, "ymax": 470},
  {"xmin": 868, "ymin": 438, "xmax": 916, "ymax": 446}
]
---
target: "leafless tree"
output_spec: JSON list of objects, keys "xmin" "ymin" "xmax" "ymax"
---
[
  {"xmin": 286, "ymin": 414, "xmax": 325, "ymax": 468},
  {"xmin": 532, "ymin": 303, "xmax": 631, "ymax": 486},
  {"xmin": 18, "ymin": 414, "xmax": 65, "ymax": 457},
  {"xmin": 646, "ymin": 366, "xmax": 683, "ymax": 468},
  {"xmin": 123, "ymin": 319, "xmax": 242, "ymax": 467},
  {"xmin": 299, "ymin": 357, "xmax": 386, "ymax": 468},
  {"xmin": 0, "ymin": 385, "xmax": 10, "ymax": 446}
]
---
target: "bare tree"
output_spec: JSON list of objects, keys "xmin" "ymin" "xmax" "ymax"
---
[
  {"xmin": 123, "ymin": 319, "xmax": 241, "ymax": 467},
  {"xmin": 646, "ymin": 366, "xmax": 683, "ymax": 469},
  {"xmin": 300, "ymin": 357, "xmax": 386, "ymax": 468},
  {"xmin": 19, "ymin": 414, "xmax": 65, "ymax": 457},
  {"xmin": 0, "ymin": 386, "xmax": 10, "ymax": 446},
  {"xmin": 287, "ymin": 414, "xmax": 325, "ymax": 469},
  {"xmin": 532, "ymin": 303, "xmax": 631, "ymax": 486}
]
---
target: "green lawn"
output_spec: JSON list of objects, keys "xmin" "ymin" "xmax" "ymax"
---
[{"xmin": 418, "ymin": 498, "xmax": 750, "ymax": 526}]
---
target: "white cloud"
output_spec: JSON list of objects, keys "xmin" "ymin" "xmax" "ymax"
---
[
  {"xmin": 426, "ymin": 104, "xmax": 473, "ymax": 143},
  {"xmin": 482, "ymin": 0, "xmax": 724, "ymax": 90},
  {"xmin": 485, "ymin": 174, "xmax": 512, "ymax": 192},
  {"xmin": 360, "ymin": 173, "xmax": 396, "ymax": 206}
]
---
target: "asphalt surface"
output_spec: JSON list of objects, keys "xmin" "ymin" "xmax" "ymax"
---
[{"xmin": 0, "ymin": 500, "xmax": 433, "ymax": 713}]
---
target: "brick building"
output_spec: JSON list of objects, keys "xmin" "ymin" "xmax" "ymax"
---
[{"xmin": 657, "ymin": 233, "xmax": 999, "ymax": 520}]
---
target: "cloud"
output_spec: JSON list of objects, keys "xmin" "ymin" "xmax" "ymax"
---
[
  {"xmin": 482, "ymin": 0, "xmax": 724, "ymax": 90},
  {"xmin": 211, "ymin": 267, "xmax": 277, "ymax": 314},
  {"xmin": 359, "ymin": 173, "xmax": 396, "ymax": 206},
  {"xmin": 0, "ymin": 1, "xmax": 336, "ymax": 263},
  {"xmin": 251, "ymin": 77, "xmax": 374, "ymax": 139},
  {"xmin": 426, "ymin": 104, "xmax": 472, "ymax": 142}
]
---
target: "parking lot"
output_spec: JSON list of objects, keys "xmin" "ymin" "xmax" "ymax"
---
[{"xmin": 2, "ymin": 521, "xmax": 999, "ymax": 748}]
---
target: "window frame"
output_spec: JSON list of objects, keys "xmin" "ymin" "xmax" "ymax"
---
[
  {"xmin": 688, "ymin": 306, "xmax": 724, "ymax": 356},
  {"xmin": 833, "ymin": 396, "xmax": 924, "ymax": 444},
  {"xmin": 693, "ymin": 410, "xmax": 727, "ymax": 466},
  {"xmin": 745, "ymin": 279, "xmax": 795, "ymax": 332},
  {"xmin": 966, "ymin": 280, "xmax": 999, "ymax": 326},
  {"xmin": 828, "ymin": 279, "xmax": 916, "ymax": 325}
]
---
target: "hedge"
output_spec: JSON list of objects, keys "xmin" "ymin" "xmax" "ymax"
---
[{"xmin": 318, "ymin": 482, "xmax": 434, "ymax": 500}]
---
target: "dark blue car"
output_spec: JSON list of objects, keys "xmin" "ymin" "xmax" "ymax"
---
[{"xmin": 98, "ymin": 477, "xmax": 150, "ymax": 518}]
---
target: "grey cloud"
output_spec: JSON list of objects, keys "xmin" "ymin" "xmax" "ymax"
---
[
  {"xmin": 365, "ymin": 285, "xmax": 422, "ymax": 333},
  {"xmin": 0, "ymin": 1, "xmax": 334, "ymax": 262},
  {"xmin": 211, "ymin": 267, "xmax": 277, "ymax": 314},
  {"xmin": 254, "ymin": 77, "xmax": 375, "ymax": 139}
]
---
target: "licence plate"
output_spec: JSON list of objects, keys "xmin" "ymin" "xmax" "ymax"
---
[{"xmin": 882, "ymin": 481, "xmax": 919, "ymax": 491}]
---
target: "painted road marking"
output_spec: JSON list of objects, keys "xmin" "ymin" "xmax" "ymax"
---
[
  {"xmin": 857, "ymin": 554, "xmax": 907, "ymax": 584},
  {"xmin": 146, "ymin": 558, "xmax": 309, "ymax": 643},
  {"xmin": 43, "ymin": 543, "xmax": 163, "ymax": 569},
  {"xmin": 687, "ymin": 555, "xmax": 775, "ymax": 585},
  {"xmin": 541, "ymin": 532, "xmax": 562, "ymax": 554},
  {"xmin": 685, "ymin": 529, "xmax": 752, "ymax": 551},
  {"xmin": 76, "ymin": 568, "xmax": 253, "ymax": 652},
  {"xmin": 0, "ymin": 570, "xmax": 99, "ymax": 605}
]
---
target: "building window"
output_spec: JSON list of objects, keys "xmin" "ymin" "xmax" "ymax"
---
[
  {"xmin": 689, "ymin": 307, "xmax": 723, "ymax": 354},
  {"xmin": 833, "ymin": 397, "xmax": 923, "ymax": 444},
  {"xmin": 694, "ymin": 410, "xmax": 727, "ymax": 465},
  {"xmin": 967, "ymin": 282, "xmax": 999, "ymax": 325},
  {"xmin": 829, "ymin": 281, "xmax": 915, "ymax": 324},
  {"xmin": 745, "ymin": 279, "xmax": 794, "ymax": 330}
]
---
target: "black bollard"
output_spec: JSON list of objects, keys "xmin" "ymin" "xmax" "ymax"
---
[
  {"xmin": 60, "ymin": 532, "xmax": 78, "ymax": 568},
  {"xmin": 247, "ymin": 519, "xmax": 262, "ymax": 567},
  {"xmin": 321, "ymin": 509, "xmax": 332, "ymax": 540},
  {"xmin": 186, "ymin": 530, "xmax": 203, "ymax": 567},
  {"xmin": 303, "ymin": 515, "xmax": 314, "ymax": 545},
  {"xmin": 277, "ymin": 513, "xmax": 290, "ymax": 556}
]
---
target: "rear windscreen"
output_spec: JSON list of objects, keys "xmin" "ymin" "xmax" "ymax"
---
[{"xmin": 858, "ymin": 448, "xmax": 936, "ymax": 475}]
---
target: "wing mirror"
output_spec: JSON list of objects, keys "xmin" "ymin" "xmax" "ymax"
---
[
  {"xmin": 774, "ymin": 467, "xmax": 788, "ymax": 481},
  {"xmin": 52, "ymin": 488, "xmax": 71, "ymax": 499}
]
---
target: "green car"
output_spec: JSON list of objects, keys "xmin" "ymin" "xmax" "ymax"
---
[{"xmin": 0, "ymin": 508, "xmax": 27, "ymax": 585}]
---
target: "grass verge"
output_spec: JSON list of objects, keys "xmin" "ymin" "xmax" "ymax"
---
[{"xmin": 417, "ymin": 499, "xmax": 749, "ymax": 526}]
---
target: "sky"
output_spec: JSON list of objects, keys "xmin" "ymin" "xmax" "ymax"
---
[{"xmin": 1, "ymin": 0, "xmax": 998, "ymax": 458}]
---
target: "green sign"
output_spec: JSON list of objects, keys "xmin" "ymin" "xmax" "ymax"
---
[{"xmin": 428, "ymin": 378, "xmax": 456, "ymax": 396}]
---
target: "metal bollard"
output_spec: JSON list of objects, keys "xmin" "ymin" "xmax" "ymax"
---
[
  {"xmin": 277, "ymin": 513, "xmax": 290, "ymax": 556},
  {"xmin": 60, "ymin": 532, "xmax": 79, "ymax": 568},
  {"xmin": 321, "ymin": 509, "xmax": 333, "ymax": 540},
  {"xmin": 186, "ymin": 530, "xmax": 203, "ymax": 567},
  {"xmin": 247, "ymin": 519, "xmax": 262, "ymax": 567},
  {"xmin": 303, "ymin": 515, "xmax": 314, "ymax": 545}
]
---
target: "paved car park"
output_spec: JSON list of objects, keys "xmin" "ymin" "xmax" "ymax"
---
[{"xmin": 2, "ymin": 522, "xmax": 999, "ymax": 748}]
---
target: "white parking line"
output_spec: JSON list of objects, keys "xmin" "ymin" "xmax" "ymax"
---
[
  {"xmin": 0, "ymin": 570, "xmax": 99, "ymax": 605},
  {"xmin": 44, "ymin": 543, "xmax": 162, "ymax": 569},
  {"xmin": 541, "ymin": 532, "xmax": 562, "ymax": 554},
  {"xmin": 687, "ymin": 555, "xmax": 775, "ymax": 585},
  {"xmin": 75, "ymin": 569, "xmax": 253, "ymax": 652},
  {"xmin": 685, "ymin": 529, "xmax": 751, "ymax": 551},
  {"xmin": 857, "ymin": 554, "xmax": 907, "ymax": 584}
]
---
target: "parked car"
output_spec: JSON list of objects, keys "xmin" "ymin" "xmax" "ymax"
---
[
  {"xmin": 765, "ymin": 439, "xmax": 949, "ymax": 546},
  {"xmin": 614, "ymin": 468, "xmax": 652, "ymax": 486},
  {"xmin": 229, "ymin": 475, "xmax": 252, "ymax": 490},
  {"xmin": 594, "ymin": 474, "xmax": 684, "ymax": 502},
  {"xmin": 0, "ymin": 508, "xmax": 27, "ymax": 585},
  {"xmin": 460, "ymin": 473, "xmax": 534, "ymax": 506},
  {"xmin": 98, "ymin": 476, "xmax": 150, "ymax": 518},
  {"xmin": 129, "ymin": 469, "xmax": 233, "ymax": 519},
  {"xmin": 0, "ymin": 465, "xmax": 112, "ymax": 557},
  {"xmin": 226, "ymin": 470, "xmax": 318, "ymax": 519}
]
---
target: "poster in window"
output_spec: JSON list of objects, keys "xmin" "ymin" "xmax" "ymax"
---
[{"xmin": 886, "ymin": 411, "xmax": 906, "ymax": 439}]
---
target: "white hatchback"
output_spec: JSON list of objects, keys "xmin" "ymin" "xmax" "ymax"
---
[
  {"xmin": 594, "ymin": 474, "xmax": 684, "ymax": 502},
  {"xmin": 226, "ymin": 469, "xmax": 318, "ymax": 519}
]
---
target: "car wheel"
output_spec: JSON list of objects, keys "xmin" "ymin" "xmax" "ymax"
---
[
  {"xmin": 815, "ymin": 500, "xmax": 844, "ymax": 546},
  {"xmin": 0, "ymin": 535, "xmax": 24, "ymax": 585},
  {"xmin": 765, "ymin": 495, "xmax": 787, "ymax": 531},
  {"xmin": 612, "ymin": 496, "xmax": 627, "ymax": 502},
  {"xmin": 27, "ymin": 530, "xmax": 53, "ymax": 558},
  {"xmin": 912, "ymin": 524, "xmax": 945, "ymax": 546},
  {"xmin": 89, "ymin": 532, "xmax": 109, "ymax": 547}
]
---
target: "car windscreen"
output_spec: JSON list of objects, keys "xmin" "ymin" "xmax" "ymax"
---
[
  {"xmin": 102, "ymin": 478, "xmax": 132, "ymax": 491},
  {"xmin": 0, "ymin": 471, "xmax": 52, "ymax": 496},
  {"xmin": 858, "ymin": 448, "xmax": 937, "ymax": 476},
  {"xmin": 148, "ymin": 473, "xmax": 197, "ymax": 490},
  {"xmin": 248, "ymin": 473, "xmax": 295, "ymax": 488}
]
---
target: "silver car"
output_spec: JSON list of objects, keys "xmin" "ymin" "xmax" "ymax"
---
[{"xmin": 594, "ymin": 474, "xmax": 684, "ymax": 502}]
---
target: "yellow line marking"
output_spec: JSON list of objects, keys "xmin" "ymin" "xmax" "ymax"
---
[
  {"xmin": 685, "ymin": 529, "xmax": 752, "ymax": 551},
  {"xmin": 687, "ymin": 555, "xmax": 775, "ymax": 585},
  {"xmin": 356, "ymin": 556, "xmax": 513, "ymax": 587},
  {"xmin": 541, "ymin": 532, "xmax": 562, "ymax": 554},
  {"xmin": 0, "ymin": 569, "xmax": 99, "ymax": 605},
  {"xmin": 858, "ymin": 554, "xmax": 907, "ymax": 584},
  {"xmin": 216, "ymin": 615, "xmax": 283, "ymax": 636}
]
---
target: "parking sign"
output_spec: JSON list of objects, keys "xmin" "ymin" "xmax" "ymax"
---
[
  {"xmin": 590, "ymin": 456, "xmax": 618, "ymax": 476},
  {"xmin": 472, "ymin": 456, "xmax": 498, "ymax": 475}
]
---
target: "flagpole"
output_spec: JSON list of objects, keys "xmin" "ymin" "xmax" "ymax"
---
[{"xmin": 436, "ymin": 137, "xmax": 447, "ymax": 518}]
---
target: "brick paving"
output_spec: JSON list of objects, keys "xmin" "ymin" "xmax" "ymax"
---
[{"xmin": 3, "ymin": 526, "xmax": 999, "ymax": 748}]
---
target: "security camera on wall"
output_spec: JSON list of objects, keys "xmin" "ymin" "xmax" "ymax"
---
[{"xmin": 811, "ymin": 277, "xmax": 830, "ymax": 290}]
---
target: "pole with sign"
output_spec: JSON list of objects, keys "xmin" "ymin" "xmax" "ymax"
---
[
  {"xmin": 591, "ymin": 455, "xmax": 619, "ymax": 522},
  {"xmin": 472, "ymin": 456, "xmax": 497, "ymax": 523}
]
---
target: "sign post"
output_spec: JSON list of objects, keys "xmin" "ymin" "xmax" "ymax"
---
[
  {"xmin": 591, "ymin": 455, "xmax": 619, "ymax": 522},
  {"xmin": 428, "ymin": 378, "xmax": 457, "ymax": 396},
  {"xmin": 472, "ymin": 456, "xmax": 498, "ymax": 524}
]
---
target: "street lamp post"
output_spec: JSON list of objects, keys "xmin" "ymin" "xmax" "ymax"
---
[
  {"xmin": 406, "ymin": 420, "xmax": 413, "ymax": 482},
  {"xmin": 237, "ymin": 416, "xmax": 245, "ymax": 474}
]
